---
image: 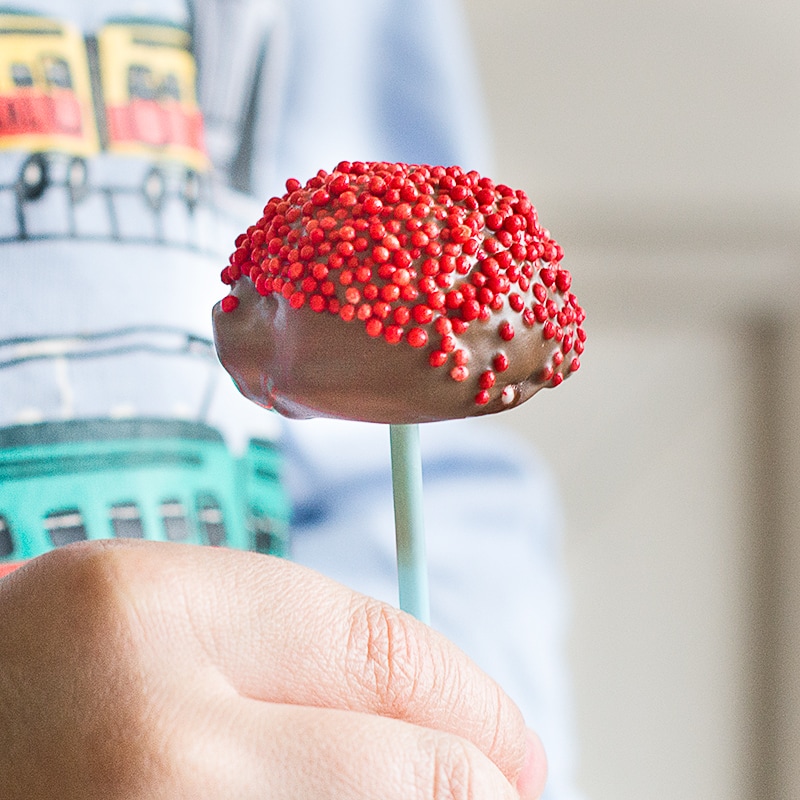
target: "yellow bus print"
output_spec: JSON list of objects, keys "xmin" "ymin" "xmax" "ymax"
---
[
  {"xmin": 0, "ymin": 12, "xmax": 98, "ymax": 157},
  {"xmin": 0, "ymin": 12, "xmax": 208, "ymax": 205},
  {"xmin": 96, "ymin": 19, "xmax": 209, "ymax": 173}
]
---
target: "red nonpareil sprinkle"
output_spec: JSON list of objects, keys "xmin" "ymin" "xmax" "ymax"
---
[
  {"xmin": 556, "ymin": 270, "xmax": 572, "ymax": 292},
  {"xmin": 219, "ymin": 161, "xmax": 585, "ymax": 405},
  {"xmin": 429, "ymin": 350, "xmax": 448, "ymax": 367},
  {"xmin": 289, "ymin": 291, "xmax": 306, "ymax": 309},
  {"xmin": 493, "ymin": 353, "xmax": 509, "ymax": 372},
  {"xmin": 499, "ymin": 321, "xmax": 515, "ymax": 341},
  {"xmin": 453, "ymin": 348, "xmax": 470, "ymax": 366},
  {"xmin": 440, "ymin": 334, "xmax": 456, "ymax": 353},
  {"xmin": 407, "ymin": 327, "xmax": 428, "ymax": 348},
  {"xmin": 479, "ymin": 370, "xmax": 496, "ymax": 389},
  {"xmin": 412, "ymin": 304, "xmax": 434, "ymax": 324},
  {"xmin": 383, "ymin": 324, "xmax": 403, "ymax": 344},
  {"xmin": 461, "ymin": 299, "xmax": 480, "ymax": 321},
  {"xmin": 365, "ymin": 317, "xmax": 383, "ymax": 337},
  {"xmin": 221, "ymin": 294, "xmax": 239, "ymax": 313},
  {"xmin": 434, "ymin": 316, "xmax": 453, "ymax": 335}
]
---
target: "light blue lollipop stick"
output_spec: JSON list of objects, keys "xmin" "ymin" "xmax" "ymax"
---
[{"xmin": 389, "ymin": 423, "xmax": 430, "ymax": 624}]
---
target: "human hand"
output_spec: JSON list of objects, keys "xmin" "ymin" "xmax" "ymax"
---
[{"xmin": 0, "ymin": 540, "xmax": 546, "ymax": 798}]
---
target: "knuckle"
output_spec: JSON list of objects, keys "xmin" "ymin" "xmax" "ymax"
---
[
  {"xmin": 28, "ymin": 541, "xmax": 173, "ymax": 686},
  {"xmin": 35, "ymin": 541, "xmax": 135, "ymax": 625},
  {"xmin": 346, "ymin": 598, "xmax": 424, "ymax": 714}
]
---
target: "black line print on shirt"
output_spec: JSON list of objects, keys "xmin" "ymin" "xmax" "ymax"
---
[{"xmin": 0, "ymin": 327, "xmax": 220, "ymax": 423}]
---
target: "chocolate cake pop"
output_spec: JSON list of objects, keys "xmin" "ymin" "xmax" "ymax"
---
[{"xmin": 213, "ymin": 161, "xmax": 585, "ymax": 424}]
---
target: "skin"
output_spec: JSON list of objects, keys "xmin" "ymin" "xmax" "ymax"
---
[{"xmin": 0, "ymin": 540, "xmax": 547, "ymax": 799}]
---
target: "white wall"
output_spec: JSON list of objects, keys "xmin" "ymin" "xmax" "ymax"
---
[{"xmin": 462, "ymin": 2, "xmax": 800, "ymax": 798}]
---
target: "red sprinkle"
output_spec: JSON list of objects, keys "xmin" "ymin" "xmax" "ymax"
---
[
  {"xmin": 493, "ymin": 353, "xmax": 509, "ymax": 372},
  {"xmin": 365, "ymin": 318, "xmax": 383, "ymax": 337},
  {"xmin": 407, "ymin": 327, "xmax": 428, "ymax": 348},
  {"xmin": 383, "ymin": 324, "xmax": 403, "ymax": 344},
  {"xmin": 429, "ymin": 350, "xmax": 448, "ymax": 367},
  {"xmin": 499, "ymin": 321, "xmax": 515, "ymax": 341},
  {"xmin": 479, "ymin": 370, "xmax": 496, "ymax": 389},
  {"xmin": 221, "ymin": 295, "xmax": 239, "ymax": 313}
]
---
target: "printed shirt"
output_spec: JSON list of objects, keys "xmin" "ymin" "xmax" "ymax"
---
[{"xmin": 0, "ymin": 2, "xmax": 582, "ymax": 797}]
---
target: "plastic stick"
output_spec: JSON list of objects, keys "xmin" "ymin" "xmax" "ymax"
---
[{"xmin": 389, "ymin": 423, "xmax": 430, "ymax": 624}]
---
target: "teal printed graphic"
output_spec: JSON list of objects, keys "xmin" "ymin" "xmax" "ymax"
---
[{"xmin": 0, "ymin": 418, "xmax": 291, "ymax": 563}]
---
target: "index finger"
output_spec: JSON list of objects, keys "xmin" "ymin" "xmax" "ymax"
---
[{"xmin": 98, "ymin": 540, "xmax": 530, "ymax": 785}]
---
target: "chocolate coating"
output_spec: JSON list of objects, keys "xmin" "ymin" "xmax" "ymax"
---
[{"xmin": 213, "ymin": 162, "xmax": 585, "ymax": 424}]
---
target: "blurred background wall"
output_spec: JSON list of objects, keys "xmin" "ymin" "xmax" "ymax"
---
[{"xmin": 460, "ymin": 2, "xmax": 800, "ymax": 798}]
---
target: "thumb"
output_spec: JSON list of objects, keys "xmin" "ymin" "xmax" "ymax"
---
[{"xmin": 515, "ymin": 729, "xmax": 548, "ymax": 799}]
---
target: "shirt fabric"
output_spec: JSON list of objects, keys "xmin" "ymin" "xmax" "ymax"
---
[{"xmin": 0, "ymin": 2, "xmax": 583, "ymax": 796}]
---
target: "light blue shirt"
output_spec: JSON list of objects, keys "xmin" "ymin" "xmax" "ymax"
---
[{"xmin": 0, "ymin": 1, "xmax": 583, "ymax": 796}]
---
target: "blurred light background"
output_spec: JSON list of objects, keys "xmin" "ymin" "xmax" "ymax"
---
[{"xmin": 461, "ymin": 2, "xmax": 800, "ymax": 799}]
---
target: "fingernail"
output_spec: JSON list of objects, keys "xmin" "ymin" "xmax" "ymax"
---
[{"xmin": 515, "ymin": 728, "xmax": 548, "ymax": 799}]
